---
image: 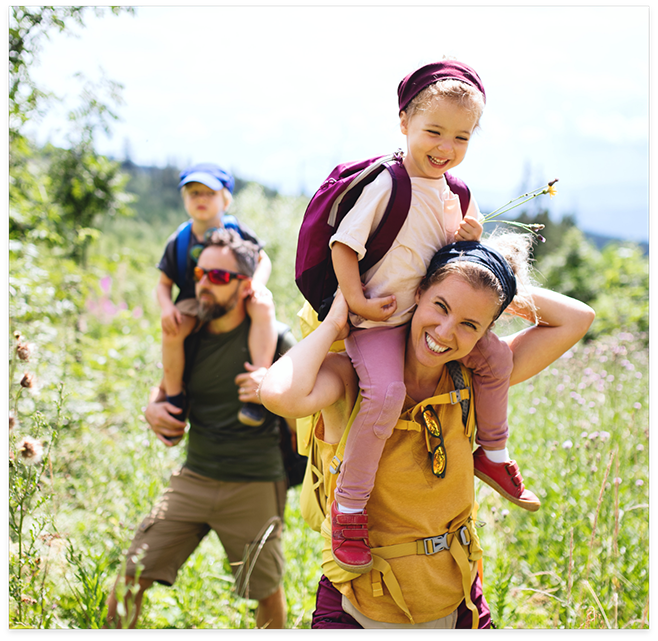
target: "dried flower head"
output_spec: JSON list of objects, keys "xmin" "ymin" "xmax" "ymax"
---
[
  {"xmin": 16, "ymin": 342, "xmax": 33, "ymax": 361},
  {"xmin": 17, "ymin": 436, "xmax": 44, "ymax": 466},
  {"xmin": 9, "ymin": 414, "xmax": 16, "ymax": 431},
  {"xmin": 20, "ymin": 372, "xmax": 35, "ymax": 389}
]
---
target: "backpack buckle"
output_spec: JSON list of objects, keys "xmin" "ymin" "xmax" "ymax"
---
[
  {"xmin": 329, "ymin": 455, "xmax": 342, "ymax": 475},
  {"xmin": 422, "ymin": 532, "xmax": 449, "ymax": 555},
  {"xmin": 449, "ymin": 389, "xmax": 462, "ymax": 404},
  {"xmin": 459, "ymin": 525, "xmax": 471, "ymax": 547}
]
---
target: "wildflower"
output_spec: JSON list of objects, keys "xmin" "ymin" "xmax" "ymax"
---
[
  {"xmin": 14, "ymin": 331, "xmax": 22, "ymax": 341},
  {"xmin": 17, "ymin": 436, "xmax": 44, "ymax": 466},
  {"xmin": 599, "ymin": 431, "xmax": 611, "ymax": 442},
  {"xmin": 20, "ymin": 372, "xmax": 35, "ymax": 389},
  {"xmin": 9, "ymin": 413, "xmax": 16, "ymax": 430},
  {"xmin": 501, "ymin": 509, "xmax": 510, "ymax": 518},
  {"xmin": 633, "ymin": 402, "xmax": 642, "ymax": 410},
  {"xmin": 637, "ymin": 444, "xmax": 644, "ymax": 452},
  {"xmin": 613, "ymin": 477, "xmax": 622, "ymax": 486},
  {"xmin": 547, "ymin": 179, "xmax": 558, "ymax": 198},
  {"xmin": 588, "ymin": 432, "xmax": 600, "ymax": 440},
  {"xmin": 562, "ymin": 440, "xmax": 573, "ymax": 450},
  {"xmin": 581, "ymin": 431, "xmax": 589, "ymax": 439},
  {"xmin": 636, "ymin": 479, "xmax": 644, "ymax": 487},
  {"xmin": 481, "ymin": 178, "xmax": 559, "ymax": 238}
]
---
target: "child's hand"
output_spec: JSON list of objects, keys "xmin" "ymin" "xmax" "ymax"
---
[
  {"xmin": 245, "ymin": 281, "xmax": 275, "ymax": 322},
  {"xmin": 161, "ymin": 306, "xmax": 183, "ymax": 336},
  {"xmin": 455, "ymin": 215, "xmax": 483, "ymax": 242},
  {"xmin": 352, "ymin": 294, "xmax": 397, "ymax": 323}
]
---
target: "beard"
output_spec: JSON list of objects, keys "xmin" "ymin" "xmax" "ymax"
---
[{"xmin": 197, "ymin": 289, "xmax": 238, "ymax": 323}]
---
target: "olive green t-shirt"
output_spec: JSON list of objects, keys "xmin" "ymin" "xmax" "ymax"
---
[{"xmin": 183, "ymin": 320, "xmax": 293, "ymax": 482}]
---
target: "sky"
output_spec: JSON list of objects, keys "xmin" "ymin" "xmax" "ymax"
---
[{"xmin": 23, "ymin": 3, "xmax": 650, "ymax": 242}]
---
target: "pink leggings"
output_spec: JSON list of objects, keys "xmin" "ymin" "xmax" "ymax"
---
[{"xmin": 335, "ymin": 325, "xmax": 514, "ymax": 511}]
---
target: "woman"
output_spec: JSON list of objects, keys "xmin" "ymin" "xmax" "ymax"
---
[{"xmin": 260, "ymin": 237, "xmax": 595, "ymax": 629}]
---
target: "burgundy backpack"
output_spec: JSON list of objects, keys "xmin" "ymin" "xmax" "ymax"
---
[{"xmin": 295, "ymin": 150, "xmax": 471, "ymax": 320}]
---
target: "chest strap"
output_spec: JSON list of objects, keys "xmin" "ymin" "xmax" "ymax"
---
[{"xmin": 367, "ymin": 521, "xmax": 481, "ymax": 628}]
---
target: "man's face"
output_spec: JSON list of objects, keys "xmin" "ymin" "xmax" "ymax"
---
[{"xmin": 195, "ymin": 245, "xmax": 248, "ymax": 322}]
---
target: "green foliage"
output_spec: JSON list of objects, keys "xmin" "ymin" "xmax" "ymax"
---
[
  {"xmin": 9, "ymin": 7, "xmax": 135, "ymax": 264},
  {"xmin": 535, "ymin": 228, "xmax": 648, "ymax": 341},
  {"xmin": 230, "ymin": 183, "xmax": 309, "ymax": 334},
  {"xmin": 9, "ymin": 6, "xmax": 133, "ymax": 142}
]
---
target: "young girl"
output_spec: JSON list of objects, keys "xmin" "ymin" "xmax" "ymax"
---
[
  {"xmin": 328, "ymin": 60, "xmax": 539, "ymax": 574},
  {"xmin": 156, "ymin": 163, "xmax": 277, "ymax": 432}
]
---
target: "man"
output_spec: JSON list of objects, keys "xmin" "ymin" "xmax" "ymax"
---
[{"xmin": 106, "ymin": 229, "xmax": 294, "ymax": 629}]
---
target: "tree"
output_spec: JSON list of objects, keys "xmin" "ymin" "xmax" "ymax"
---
[{"xmin": 9, "ymin": 6, "xmax": 135, "ymax": 263}]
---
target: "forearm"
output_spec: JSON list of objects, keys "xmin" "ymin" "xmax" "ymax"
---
[
  {"xmin": 253, "ymin": 250, "xmax": 272, "ymax": 286},
  {"xmin": 505, "ymin": 286, "xmax": 595, "ymax": 385},
  {"xmin": 331, "ymin": 242, "xmax": 367, "ymax": 311},
  {"xmin": 156, "ymin": 280, "xmax": 175, "ymax": 311},
  {"xmin": 260, "ymin": 306, "xmax": 346, "ymax": 418}
]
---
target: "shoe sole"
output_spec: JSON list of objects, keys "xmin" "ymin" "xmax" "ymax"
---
[
  {"xmin": 474, "ymin": 469, "xmax": 541, "ymax": 512},
  {"xmin": 332, "ymin": 553, "xmax": 373, "ymax": 575},
  {"xmin": 237, "ymin": 412, "xmax": 265, "ymax": 427}
]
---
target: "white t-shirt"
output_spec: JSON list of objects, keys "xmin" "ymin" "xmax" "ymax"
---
[{"xmin": 329, "ymin": 170, "xmax": 481, "ymax": 329}]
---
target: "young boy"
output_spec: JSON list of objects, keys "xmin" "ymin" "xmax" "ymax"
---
[{"xmin": 156, "ymin": 163, "xmax": 277, "ymax": 430}]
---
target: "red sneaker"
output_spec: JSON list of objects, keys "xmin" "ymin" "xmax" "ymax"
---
[
  {"xmin": 331, "ymin": 501, "xmax": 373, "ymax": 574},
  {"xmin": 473, "ymin": 447, "xmax": 541, "ymax": 511}
]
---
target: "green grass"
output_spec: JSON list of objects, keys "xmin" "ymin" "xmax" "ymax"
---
[{"xmin": 8, "ymin": 217, "xmax": 648, "ymax": 629}]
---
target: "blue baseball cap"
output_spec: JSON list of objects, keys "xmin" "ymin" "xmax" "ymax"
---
[{"xmin": 178, "ymin": 163, "xmax": 235, "ymax": 194}]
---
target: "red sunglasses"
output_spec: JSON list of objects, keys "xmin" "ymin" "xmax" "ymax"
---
[{"xmin": 193, "ymin": 266, "xmax": 249, "ymax": 285}]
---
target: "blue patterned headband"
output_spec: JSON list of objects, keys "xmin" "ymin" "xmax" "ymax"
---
[{"xmin": 426, "ymin": 241, "xmax": 517, "ymax": 320}]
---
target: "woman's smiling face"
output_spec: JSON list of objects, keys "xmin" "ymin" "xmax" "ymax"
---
[{"xmin": 409, "ymin": 273, "xmax": 500, "ymax": 369}]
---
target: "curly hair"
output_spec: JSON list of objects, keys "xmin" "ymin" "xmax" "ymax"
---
[{"xmin": 202, "ymin": 227, "xmax": 259, "ymax": 277}]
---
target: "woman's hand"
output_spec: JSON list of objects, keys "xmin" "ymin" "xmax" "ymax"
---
[
  {"xmin": 323, "ymin": 290, "xmax": 351, "ymax": 342},
  {"xmin": 506, "ymin": 287, "xmax": 595, "ymax": 385}
]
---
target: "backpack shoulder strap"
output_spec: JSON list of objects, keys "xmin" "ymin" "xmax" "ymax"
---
[
  {"xmin": 175, "ymin": 220, "xmax": 193, "ymax": 290},
  {"xmin": 360, "ymin": 157, "xmax": 412, "ymax": 274},
  {"xmin": 444, "ymin": 173, "xmax": 471, "ymax": 218},
  {"xmin": 445, "ymin": 360, "xmax": 471, "ymax": 431}
]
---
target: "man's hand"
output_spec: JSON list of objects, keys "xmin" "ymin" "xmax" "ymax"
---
[
  {"xmin": 235, "ymin": 363, "xmax": 268, "ymax": 404},
  {"xmin": 144, "ymin": 391, "xmax": 187, "ymax": 446}
]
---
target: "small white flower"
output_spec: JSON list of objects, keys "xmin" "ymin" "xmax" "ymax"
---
[
  {"xmin": 635, "ymin": 480, "xmax": 644, "ymax": 487},
  {"xmin": 562, "ymin": 440, "xmax": 573, "ymax": 450}
]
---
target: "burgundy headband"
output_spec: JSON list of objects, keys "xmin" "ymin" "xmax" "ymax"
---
[{"xmin": 397, "ymin": 60, "xmax": 486, "ymax": 112}]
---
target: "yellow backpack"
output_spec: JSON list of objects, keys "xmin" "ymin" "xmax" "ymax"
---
[{"xmin": 299, "ymin": 361, "xmax": 473, "ymax": 533}]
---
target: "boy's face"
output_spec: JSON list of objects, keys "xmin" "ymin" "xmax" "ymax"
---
[
  {"xmin": 400, "ymin": 97, "xmax": 478, "ymax": 180},
  {"xmin": 182, "ymin": 182, "xmax": 228, "ymax": 223}
]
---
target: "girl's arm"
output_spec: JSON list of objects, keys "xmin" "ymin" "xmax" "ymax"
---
[
  {"xmin": 332, "ymin": 242, "xmax": 396, "ymax": 322},
  {"xmin": 259, "ymin": 292, "xmax": 353, "ymax": 418},
  {"xmin": 504, "ymin": 287, "xmax": 595, "ymax": 385}
]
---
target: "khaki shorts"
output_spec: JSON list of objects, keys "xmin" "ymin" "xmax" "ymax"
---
[{"xmin": 125, "ymin": 466, "xmax": 287, "ymax": 601}]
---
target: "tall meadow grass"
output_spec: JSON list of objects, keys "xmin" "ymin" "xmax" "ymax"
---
[{"xmin": 7, "ymin": 206, "xmax": 648, "ymax": 628}]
